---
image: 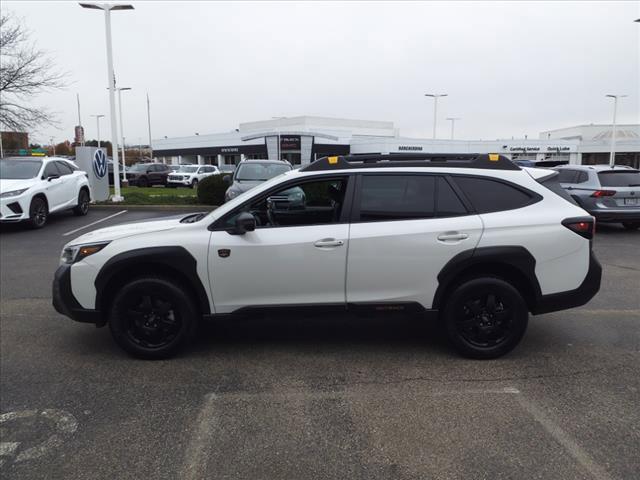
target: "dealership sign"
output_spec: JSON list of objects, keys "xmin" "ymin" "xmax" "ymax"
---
[
  {"xmin": 280, "ymin": 136, "xmax": 300, "ymax": 150},
  {"xmin": 398, "ymin": 145, "xmax": 423, "ymax": 151}
]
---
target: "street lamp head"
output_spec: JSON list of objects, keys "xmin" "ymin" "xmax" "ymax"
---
[
  {"xmin": 425, "ymin": 93, "xmax": 448, "ymax": 98},
  {"xmin": 606, "ymin": 94, "xmax": 628, "ymax": 98},
  {"xmin": 79, "ymin": 3, "xmax": 134, "ymax": 11}
]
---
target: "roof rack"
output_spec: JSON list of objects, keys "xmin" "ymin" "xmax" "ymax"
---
[{"xmin": 300, "ymin": 153, "xmax": 520, "ymax": 172}]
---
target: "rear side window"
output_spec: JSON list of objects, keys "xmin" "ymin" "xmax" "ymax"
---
[
  {"xmin": 436, "ymin": 177, "xmax": 467, "ymax": 217},
  {"xmin": 576, "ymin": 171, "xmax": 589, "ymax": 183},
  {"xmin": 453, "ymin": 176, "xmax": 536, "ymax": 213},
  {"xmin": 598, "ymin": 171, "xmax": 640, "ymax": 187},
  {"xmin": 537, "ymin": 174, "xmax": 578, "ymax": 206},
  {"xmin": 556, "ymin": 169, "xmax": 579, "ymax": 183},
  {"xmin": 359, "ymin": 175, "xmax": 435, "ymax": 221}
]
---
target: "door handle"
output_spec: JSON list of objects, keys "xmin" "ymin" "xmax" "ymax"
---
[
  {"xmin": 314, "ymin": 238, "xmax": 344, "ymax": 248},
  {"xmin": 437, "ymin": 232, "xmax": 469, "ymax": 242}
]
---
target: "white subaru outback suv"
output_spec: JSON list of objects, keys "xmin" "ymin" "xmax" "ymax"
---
[
  {"xmin": 52, "ymin": 154, "xmax": 601, "ymax": 359},
  {"xmin": 1, "ymin": 157, "xmax": 91, "ymax": 228}
]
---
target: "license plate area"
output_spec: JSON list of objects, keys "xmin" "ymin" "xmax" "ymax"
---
[{"xmin": 624, "ymin": 197, "xmax": 638, "ymax": 206}]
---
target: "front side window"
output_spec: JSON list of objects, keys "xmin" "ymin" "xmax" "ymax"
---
[
  {"xmin": 453, "ymin": 176, "xmax": 536, "ymax": 214},
  {"xmin": 55, "ymin": 161, "xmax": 74, "ymax": 175},
  {"xmin": 222, "ymin": 177, "xmax": 348, "ymax": 229},
  {"xmin": 359, "ymin": 175, "xmax": 436, "ymax": 222},
  {"xmin": 43, "ymin": 162, "xmax": 60, "ymax": 178}
]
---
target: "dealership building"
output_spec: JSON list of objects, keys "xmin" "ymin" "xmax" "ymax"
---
[{"xmin": 152, "ymin": 116, "xmax": 640, "ymax": 169}]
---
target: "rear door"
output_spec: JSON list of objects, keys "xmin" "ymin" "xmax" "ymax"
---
[{"xmin": 346, "ymin": 174, "xmax": 483, "ymax": 309}]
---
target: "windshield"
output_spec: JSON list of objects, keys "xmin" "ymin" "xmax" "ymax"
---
[
  {"xmin": 178, "ymin": 166, "xmax": 198, "ymax": 173},
  {"xmin": 235, "ymin": 163, "xmax": 290, "ymax": 181},
  {"xmin": 0, "ymin": 159, "xmax": 43, "ymax": 179},
  {"xmin": 598, "ymin": 170, "xmax": 640, "ymax": 187}
]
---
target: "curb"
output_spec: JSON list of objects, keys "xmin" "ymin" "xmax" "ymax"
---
[{"xmin": 92, "ymin": 204, "xmax": 218, "ymax": 210}]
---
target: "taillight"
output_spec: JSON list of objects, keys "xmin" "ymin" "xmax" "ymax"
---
[
  {"xmin": 562, "ymin": 217, "xmax": 595, "ymax": 240},
  {"xmin": 591, "ymin": 190, "xmax": 616, "ymax": 197}
]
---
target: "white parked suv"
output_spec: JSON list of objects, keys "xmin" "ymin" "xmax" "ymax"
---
[
  {"xmin": 167, "ymin": 165, "xmax": 220, "ymax": 188},
  {"xmin": 53, "ymin": 154, "xmax": 601, "ymax": 359},
  {"xmin": 1, "ymin": 157, "xmax": 91, "ymax": 228}
]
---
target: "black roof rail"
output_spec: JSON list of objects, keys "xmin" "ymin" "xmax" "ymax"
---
[{"xmin": 300, "ymin": 153, "xmax": 521, "ymax": 172}]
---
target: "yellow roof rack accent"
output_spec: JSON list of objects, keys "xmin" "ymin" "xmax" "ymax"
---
[
  {"xmin": 489, "ymin": 154, "xmax": 499, "ymax": 162},
  {"xmin": 328, "ymin": 156, "xmax": 339, "ymax": 164}
]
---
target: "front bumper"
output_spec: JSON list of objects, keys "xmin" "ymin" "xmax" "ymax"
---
[
  {"xmin": 52, "ymin": 264, "xmax": 104, "ymax": 325},
  {"xmin": 167, "ymin": 179, "xmax": 192, "ymax": 187},
  {"xmin": 0, "ymin": 193, "xmax": 30, "ymax": 223},
  {"xmin": 532, "ymin": 250, "xmax": 602, "ymax": 315},
  {"xmin": 588, "ymin": 208, "xmax": 640, "ymax": 223}
]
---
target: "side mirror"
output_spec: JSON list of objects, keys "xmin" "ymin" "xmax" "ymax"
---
[
  {"xmin": 223, "ymin": 175, "xmax": 232, "ymax": 185},
  {"xmin": 47, "ymin": 174, "xmax": 60, "ymax": 181},
  {"xmin": 232, "ymin": 212, "xmax": 256, "ymax": 235}
]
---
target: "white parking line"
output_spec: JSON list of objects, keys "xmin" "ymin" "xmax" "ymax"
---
[
  {"xmin": 179, "ymin": 393, "xmax": 218, "ymax": 480},
  {"xmin": 62, "ymin": 210, "xmax": 127, "ymax": 237},
  {"xmin": 516, "ymin": 395, "xmax": 615, "ymax": 480}
]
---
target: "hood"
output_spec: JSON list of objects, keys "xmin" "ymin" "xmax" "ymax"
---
[
  {"xmin": 0, "ymin": 178, "xmax": 38, "ymax": 194},
  {"xmin": 67, "ymin": 215, "xmax": 186, "ymax": 245}
]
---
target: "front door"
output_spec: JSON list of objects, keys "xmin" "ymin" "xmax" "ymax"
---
[{"xmin": 209, "ymin": 176, "xmax": 352, "ymax": 313}]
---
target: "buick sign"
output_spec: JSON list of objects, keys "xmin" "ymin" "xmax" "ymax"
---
[{"xmin": 93, "ymin": 149, "xmax": 108, "ymax": 178}]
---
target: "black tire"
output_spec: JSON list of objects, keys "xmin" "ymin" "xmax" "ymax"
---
[
  {"xmin": 72, "ymin": 189, "xmax": 90, "ymax": 216},
  {"xmin": 191, "ymin": 178, "xmax": 199, "ymax": 189},
  {"xmin": 622, "ymin": 222, "xmax": 640, "ymax": 230},
  {"xmin": 137, "ymin": 177, "xmax": 149, "ymax": 188},
  {"xmin": 442, "ymin": 277, "xmax": 528, "ymax": 359},
  {"xmin": 28, "ymin": 196, "xmax": 48, "ymax": 229},
  {"xmin": 108, "ymin": 276, "xmax": 199, "ymax": 359}
]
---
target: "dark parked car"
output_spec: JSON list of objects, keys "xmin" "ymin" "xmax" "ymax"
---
[{"xmin": 126, "ymin": 163, "xmax": 171, "ymax": 187}]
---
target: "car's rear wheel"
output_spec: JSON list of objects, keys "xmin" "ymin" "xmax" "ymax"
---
[
  {"xmin": 109, "ymin": 276, "xmax": 198, "ymax": 359},
  {"xmin": 28, "ymin": 197, "xmax": 48, "ymax": 229},
  {"xmin": 622, "ymin": 222, "xmax": 640, "ymax": 230},
  {"xmin": 72, "ymin": 189, "xmax": 90, "ymax": 216},
  {"xmin": 137, "ymin": 177, "xmax": 149, "ymax": 188},
  {"xmin": 442, "ymin": 277, "xmax": 528, "ymax": 359}
]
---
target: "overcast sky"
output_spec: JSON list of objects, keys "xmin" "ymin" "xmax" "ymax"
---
[{"xmin": 4, "ymin": 0, "xmax": 640, "ymax": 145}]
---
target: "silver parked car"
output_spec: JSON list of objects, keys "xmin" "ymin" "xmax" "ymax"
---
[{"xmin": 553, "ymin": 164, "xmax": 640, "ymax": 230}]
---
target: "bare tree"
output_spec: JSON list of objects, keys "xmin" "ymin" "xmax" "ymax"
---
[{"xmin": 0, "ymin": 12, "xmax": 66, "ymax": 132}]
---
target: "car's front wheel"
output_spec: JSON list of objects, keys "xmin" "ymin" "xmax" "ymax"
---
[
  {"xmin": 72, "ymin": 189, "xmax": 90, "ymax": 216},
  {"xmin": 622, "ymin": 222, "xmax": 640, "ymax": 231},
  {"xmin": 28, "ymin": 196, "xmax": 48, "ymax": 229},
  {"xmin": 109, "ymin": 276, "xmax": 199, "ymax": 359},
  {"xmin": 442, "ymin": 277, "xmax": 528, "ymax": 359},
  {"xmin": 137, "ymin": 177, "xmax": 149, "ymax": 188},
  {"xmin": 191, "ymin": 179, "xmax": 199, "ymax": 189}
]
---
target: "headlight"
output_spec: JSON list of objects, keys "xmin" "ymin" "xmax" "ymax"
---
[
  {"xmin": 61, "ymin": 242, "xmax": 110, "ymax": 265},
  {"xmin": 227, "ymin": 189, "xmax": 240, "ymax": 199},
  {"xmin": 0, "ymin": 188, "xmax": 28, "ymax": 198}
]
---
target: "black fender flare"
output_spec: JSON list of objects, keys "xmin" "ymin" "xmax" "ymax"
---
[
  {"xmin": 432, "ymin": 246, "xmax": 542, "ymax": 310},
  {"xmin": 94, "ymin": 246, "xmax": 211, "ymax": 315}
]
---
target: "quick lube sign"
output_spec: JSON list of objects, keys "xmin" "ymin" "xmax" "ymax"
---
[{"xmin": 75, "ymin": 146, "xmax": 109, "ymax": 201}]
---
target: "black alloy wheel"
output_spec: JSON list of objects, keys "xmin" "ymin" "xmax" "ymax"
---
[
  {"xmin": 73, "ymin": 189, "xmax": 90, "ymax": 216},
  {"xmin": 443, "ymin": 277, "xmax": 528, "ymax": 359},
  {"xmin": 137, "ymin": 177, "xmax": 149, "ymax": 188},
  {"xmin": 28, "ymin": 197, "xmax": 48, "ymax": 229},
  {"xmin": 109, "ymin": 277, "xmax": 198, "ymax": 359}
]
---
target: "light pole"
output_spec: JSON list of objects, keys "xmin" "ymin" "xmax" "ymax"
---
[
  {"xmin": 146, "ymin": 93, "xmax": 153, "ymax": 160},
  {"xmin": 91, "ymin": 114, "xmax": 105, "ymax": 148},
  {"xmin": 80, "ymin": 2, "xmax": 134, "ymax": 202},
  {"xmin": 425, "ymin": 93, "xmax": 447, "ymax": 139},
  {"xmin": 446, "ymin": 117, "xmax": 461, "ymax": 140},
  {"xmin": 605, "ymin": 94, "xmax": 627, "ymax": 167},
  {"xmin": 50, "ymin": 137, "xmax": 55, "ymax": 156},
  {"xmin": 116, "ymin": 86, "xmax": 131, "ymax": 181},
  {"xmin": 272, "ymin": 117, "xmax": 286, "ymax": 161}
]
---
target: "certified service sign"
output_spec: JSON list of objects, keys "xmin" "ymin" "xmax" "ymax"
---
[{"xmin": 93, "ymin": 149, "xmax": 108, "ymax": 178}]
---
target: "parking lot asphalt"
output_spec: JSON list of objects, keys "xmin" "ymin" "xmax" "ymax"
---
[{"xmin": 0, "ymin": 208, "xmax": 639, "ymax": 480}]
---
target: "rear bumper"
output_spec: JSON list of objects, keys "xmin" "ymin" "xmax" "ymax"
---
[
  {"xmin": 588, "ymin": 208, "xmax": 640, "ymax": 223},
  {"xmin": 52, "ymin": 264, "xmax": 104, "ymax": 325},
  {"xmin": 532, "ymin": 250, "xmax": 602, "ymax": 315}
]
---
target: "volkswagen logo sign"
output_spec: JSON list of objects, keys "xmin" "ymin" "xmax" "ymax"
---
[{"xmin": 93, "ymin": 149, "xmax": 108, "ymax": 179}]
